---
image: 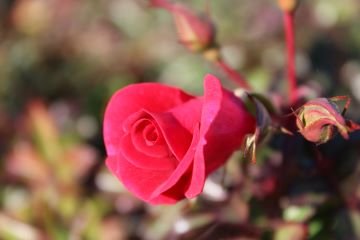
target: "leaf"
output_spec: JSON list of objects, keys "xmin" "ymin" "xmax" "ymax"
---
[
  {"xmin": 240, "ymin": 93, "xmax": 272, "ymax": 164},
  {"xmin": 274, "ymin": 223, "xmax": 308, "ymax": 240}
]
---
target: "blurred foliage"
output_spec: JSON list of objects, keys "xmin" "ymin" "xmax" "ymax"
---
[{"xmin": 0, "ymin": 0, "xmax": 360, "ymax": 239}]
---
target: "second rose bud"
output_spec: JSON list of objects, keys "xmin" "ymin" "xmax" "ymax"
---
[
  {"xmin": 294, "ymin": 97, "xmax": 360, "ymax": 145},
  {"xmin": 150, "ymin": 0, "xmax": 216, "ymax": 52}
]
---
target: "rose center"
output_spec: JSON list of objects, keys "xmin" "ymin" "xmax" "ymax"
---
[
  {"xmin": 143, "ymin": 124, "xmax": 159, "ymax": 145},
  {"xmin": 128, "ymin": 118, "xmax": 169, "ymax": 158}
]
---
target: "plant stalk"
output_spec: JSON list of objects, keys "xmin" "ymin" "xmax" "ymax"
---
[
  {"xmin": 215, "ymin": 58, "xmax": 251, "ymax": 90},
  {"xmin": 284, "ymin": 11, "xmax": 297, "ymax": 104}
]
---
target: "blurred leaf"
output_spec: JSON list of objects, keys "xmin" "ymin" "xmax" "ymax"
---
[
  {"xmin": 12, "ymin": 0, "xmax": 51, "ymax": 35},
  {"xmin": 2, "ymin": 187, "xmax": 31, "ymax": 221},
  {"xmin": 178, "ymin": 221, "xmax": 260, "ymax": 240},
  {"xmin": 28, "ymin": 101, "xmax": 61, "ymax": 164},
  {"xmin": 283, "ymin": 205, "xmax": 315, "ymax": 222},
  {"xmin": 5, "ymin": 141, "xmax": 49, "ymax": 185},
  {"xmin": 99, "ymin": 216, "xmax": 126, "ymax": 240},
  {"xmin": 274, "ymin": 223, "xmax": 308, "ymax": 240},
  {"xmin": 63, "ymin": 144, "xmax": 97, "ymax": 181},
  {"xmin": 144, "ymin": 203, "xmax": 186, "ymax": 240},
  {"xmin": 349, "ymin": 210, "xmax": 360, "ymax": 238},
  {"xmin": 172, "ymin": 213, "xmax": 215, "ymax": 236},
  {"xmin": 0, "ymin": 214, "xmax": 41, "ymax": 240},
  {"xmin": 309, "ymin": 220, "xmax": 323, "ymax": 238}
]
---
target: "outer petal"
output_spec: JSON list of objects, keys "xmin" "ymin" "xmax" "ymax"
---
[
  {"xmin": 185, "ymin": 74, "xmax": 255, "ymax": 198},
  {"xmin": 202, "ymin": 76, "xmax": 255, "ymax": 172},
  {"xmin": 148, "ymin": 100, "xmax": 203, "ymax": 201},
  {"xmin": 106, "ymin": 156, "xmax": 178, "ymax": 204},
  {"xmin": 150, "ymin": 125, "xmax": 200, "ymax": 200}
]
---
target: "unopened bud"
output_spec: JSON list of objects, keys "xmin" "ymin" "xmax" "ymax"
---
[
  {"xmin": 294, "ymin": 97, "xmax": 360, "ymax": 145},
  {"xmin": 150, "ymin": 0, "xmax": 216, "ymax": 52},
  {"xmin": 277, "ymin": 0, "xmax": 299, "ymax": 13},
  {"xmin": 202, "ymin": 47, "xmax": 220, "ymax": 62}
]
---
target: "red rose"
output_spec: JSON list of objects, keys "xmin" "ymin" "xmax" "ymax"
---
[{"xmin": 103, "ymin": 74, "xmax": 255, "ymax": 204}]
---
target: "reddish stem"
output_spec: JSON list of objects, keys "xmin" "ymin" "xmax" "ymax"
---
[
  {"xmin": 215, "ymin": 59, "xmax": 251, "ymax": 90},
  {"xmin": 284, "ymin": 12, "xmax": 297, "ymax": 104}
]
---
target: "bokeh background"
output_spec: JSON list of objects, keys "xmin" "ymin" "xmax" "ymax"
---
[{"xmin": 1, "ymin": 0, "xmax": 360, "ymax": 239}]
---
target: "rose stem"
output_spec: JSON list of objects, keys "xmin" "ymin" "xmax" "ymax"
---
[
  {"xmin": 215, "ymin": 58, "xmax": 251, "ymax": 90},
  {"xmin": 284, "ymin": 11, "xmax": 297, "ymax": 104}
]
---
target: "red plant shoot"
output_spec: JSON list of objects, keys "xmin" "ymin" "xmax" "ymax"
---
[
  {"xmin": 284, "ymin": 11, "xmax": 297, "ymax": 104},
  {"xmin": 278, "ymin": 0, "xmax": 299, "ymax": 104}
]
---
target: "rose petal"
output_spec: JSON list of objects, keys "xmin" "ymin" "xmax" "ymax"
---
[
  {"xmin": 169, "ymin": 98, "xmax": 203, "ymax": 133},
  {"xmin": 121, "ymin": 108, "xmax": 195, "ymax": 170},
  {"xmin": 123, "ymin": 111, "xmax": 169, "ymax": 158},
  {"xmin": 121, "ymin": 134, "xmax": 176, "ymax": 170},
  {"xmin": 150, "ymin": 125, "xmax": 200, "ymax": 199},
  {"xmin": 106, "ymin": 156, "xmax": 181, "ymax": 204},
  {"xmin": 131, "ymin": 119, "xmax": 169, "ymax": 158},
  {"xmin": 185, "ymin": 74, "xmax": 255, "ymax": 198},
  {"xmin": 150, "ymin": 111, "xmax": 192, "ymax": 160},
  {"xmin": 127, "ymin": 109, "xmax": 194, "ymax": 160},
  {"xmin": 185, "ymin": 75, "xmax": 220, "ymax": 198},
  {"xmin": 104, "ymin": 83, "xmax": 194, "ymax": 157},
  {"xmin": 202, "ymin": 82, "xmax": 255, "ymax": 172}
]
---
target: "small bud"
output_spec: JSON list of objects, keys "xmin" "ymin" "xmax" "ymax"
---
[
  {"xmin": 294, "ymin": 97, "xmax": 360, "ymax": 145},
  {"xmin": 150, "ymin": 0, "xmax": 216, "ymax": 52},
  {"xmin": 277, "ymin": 0, "xmax": 299, "ymax": 13}
]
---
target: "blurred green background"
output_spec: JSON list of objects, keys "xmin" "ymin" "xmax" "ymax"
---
[{"xmin": 1, "ymin": 0, "xmax": 360, "ymax": 239}]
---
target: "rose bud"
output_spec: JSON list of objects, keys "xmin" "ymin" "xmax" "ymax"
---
[
  {"xmin": 294, "ymin": 97, "xmax": 360, "ymax": 145},
  {"xmin": 277, "ymin": 0, "xmax": 299, "ymax": 13},
  {"xmin": 150, "ymin": 0, "xmax": 216, "ymax": 52},
  {"xmin": 103, "ymin": 74, "xmax": 255, "ymax": 204}
]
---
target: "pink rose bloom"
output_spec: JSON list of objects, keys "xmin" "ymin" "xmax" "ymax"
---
[{"xmin": 103, "ymin": 75, "xmax": 255, "ymax": 204}]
